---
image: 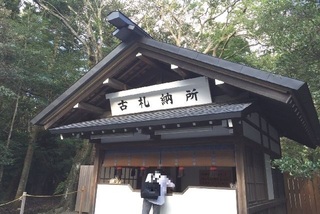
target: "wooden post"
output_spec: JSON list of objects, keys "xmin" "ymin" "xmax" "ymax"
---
[
  {"xmin": 235, "ymin": 143, "xmax": 247, "ymax": 214},
  {"xmin": 313, "ymin": 176, "xmax": 320, "ymax": 214},
  {"xmin": 79, "ymin": 186, "xmax": 85, "ymax": 214},
  {"xmin": 89, "ymin": 143, "xmax": 104, "ymax": 214},
  {"xmin": 19, "ymin": 192, "xmax": 27, "ymax": 214}
]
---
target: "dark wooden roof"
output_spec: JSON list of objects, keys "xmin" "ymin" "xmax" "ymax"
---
[
  {"xmin": 50, "ymin": 102, "xmax": 252, "ymax": 135},
  {"xmin": 31, "ymin": 11, "xmax": 320, "ymax": 148}
]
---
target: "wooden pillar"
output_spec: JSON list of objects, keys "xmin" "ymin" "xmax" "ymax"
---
[
  {"xmin": 235, "ymin": 142, "xmax": 247, "ymax": 214},
  {"xmin": 313, "ymin": 176, "xmax": 320, "ymax": 214},
  {"xmin": 89, "ymin": 142, "xmax": 104, "ymax": 214}
]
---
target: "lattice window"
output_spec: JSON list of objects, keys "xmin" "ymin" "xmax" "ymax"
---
[
  {"xmin": 99, "ymin": 167, "xmax": 141, "ymax": 189},
  {"xmin": 245, "ymin": 147, "xmax": 268, "ymax": 203}
]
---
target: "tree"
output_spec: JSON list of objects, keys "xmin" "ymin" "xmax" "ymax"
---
[
  {"xmin": 0, "ymin": 0, "xmax": 86, "ymax": 201},
  {"xmin": 273, "ymin": 139, "xmax": 320, "ymax": 178},
  {"xmin": 125, "ymin": 0, "xmax": 253, "ymax": 63},
  {"xmin": 16, "ymin": 0, "xmax": 126, "ymax": 210},
  {"xmin": 244, "ymin": 0, "xmax": 320, "ymax": 177},
  {"xmin": 246, "ymin": 0, "xmax": 320, "ymax": 110},
  {"xmin": 33, "ymin": 0, "xmax": 122, "ymax": 67},
  {"xmin": 0, "ymin": 1, "xmax": 17, "ymax": 184}
]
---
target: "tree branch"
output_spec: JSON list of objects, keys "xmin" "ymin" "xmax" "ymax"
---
[
  {"xmin": 202, "ymin": 0, "xmax": 241, "ymax": 26},
  {"xmin": 219, "ymin": 31, "xmax": 237, "ymax": 58},
  {"xmin": 33, "ymin": 0, "xmax": 88, "ymax": 49}
]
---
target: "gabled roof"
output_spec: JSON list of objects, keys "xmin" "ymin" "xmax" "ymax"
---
[{"xmin": 31, "ymin": 11, "xmax": 320, "ymax": 148}]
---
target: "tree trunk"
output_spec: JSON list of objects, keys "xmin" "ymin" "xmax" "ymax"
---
[
  {"xmin": 60, "ymin": 139, "xmax": 93, "ymax": 211},
  {"xmin": 15, "ymin": 125, "xmax": 41, "ymax": 199},
  {"xmin": 0, "ymin": 94, "xmax": 20, "ymax": 185}
]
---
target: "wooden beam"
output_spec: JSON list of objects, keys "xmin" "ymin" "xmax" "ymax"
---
[
  {"xmin": 103, "ymin": 78, "xmax": 128, "ymax": 90},
  {"xmin": 73, "ymin": 102, "xmax": 106, "ymax": 115},
  {"xmin": 139, "ymin": 49, "xmax": 291, "ymax": 103},
  {"xmin": 235, "ymin": 142, "xmax": 248, "ymax": 214},
  {"xmin": 171, "ymin": 64, "xmax": 188, "ymax": 79},
  {"xmin": 41, "ymin": 44, "xmax": 140, "ymax": 129},
  {"xmin": 136, "ymin": 53, "xmax": 167, "ymax": 73},
  {"xmin": 136, "ymin": 52, "xmax": 181, "ymax": 81},
  {"xmin": 89, "ymin": 143, "xmax": 104, "ymax": 214},
  {"xmin": 217, "ymin": 83, "xmax": 242, "ymax": 97}
]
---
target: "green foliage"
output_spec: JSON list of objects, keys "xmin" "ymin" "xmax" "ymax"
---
[
  {"xmin": 0, "ymin": 0, "xmax": 319, "ymax": 200},
  {"xmin": 27, "ymin": 131, "xmax": 81, "ymax": 194},
  {"xmin": 247, "ymin": 0, "xmax": 320, "ymax": 111},
  {"xmin": 125, "ymin": 0, "xmax": 251, "ymax": 62},
  {"xmin": 273, "ymin": 138, "xmax": 320, "ymax": 178},
  {"xmin": 1, "ymin": 0, "xmax": 127, "ymax": 200},
  {"xmin": 54, "ymin": 180, "xmax": 66, "ymax": 195},
  {"xmin": 246, "ymin": 0, "xmax": 320, "ymax": 177},
  {"xmin": 3, "ymin": 0, "xmax": 20, "ymax": 16},
  {"xmin": 0, "ymin": 0, "xmax": 89, "ymax": 199},
  {"xmin": 0, "ymin": 143, "xmax": 13, "ymax": 166},
  {"xmin": 0, "ymin": 86, "xmax": 17, "ymax": 98}
]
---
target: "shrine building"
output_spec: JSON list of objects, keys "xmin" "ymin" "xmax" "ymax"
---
[{"xmin": 31, "ymin": 11, "xmax": 320, "ymax": 214}]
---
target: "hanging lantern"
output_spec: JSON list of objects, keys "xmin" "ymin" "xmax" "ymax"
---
[
  {"xmin": 209, "ymin": 166, "xmax": 217, "ymax": 177},
  {"xmin": 178, "ymin": 166, "xmax": 184, "ymax": 178},
  {"xmin": 130, "ymin": 168, "xmax": 136, "ymax": 177},
  {"xmin": 116, "ymin": 166, "xmax": 122, "ymax": 178},
  {"xmin": 210, "ymin": 166, "xmax": 217, "ymax": 171},
  {"xmin": 140, "ymin": 166, "xmax": 146, "ymax": 171},
  {"xmin": 139, "ymin": 166, "xmax": 146, "ymax": 177}
]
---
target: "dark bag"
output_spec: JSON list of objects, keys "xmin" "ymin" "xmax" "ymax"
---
[{"xmin": 140, "ymin": 182, "xmax": 160, "ymax": 199}]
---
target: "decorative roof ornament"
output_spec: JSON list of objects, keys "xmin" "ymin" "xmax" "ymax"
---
[{"xmin": 107, "ymin": 11, "xmax": 152, "ymax": 42}]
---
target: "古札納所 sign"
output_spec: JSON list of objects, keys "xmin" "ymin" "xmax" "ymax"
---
[{"xmin": 105, "ymin": 76, "xmax": 212, "ymax": 116}]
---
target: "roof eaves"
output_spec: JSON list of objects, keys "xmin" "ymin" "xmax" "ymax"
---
[
  {"xmin": 138, "ymin": 38, "xmax": 320, "ymax": 147},
  {"xmin": 50, "ymin": 102, "xmax": 252, "ymax": 135},
  {"xmin": 138, "ymin": 38, "xmax": 305, "ymax": 91},
  {"xmin": 293, "ymin": 83, "xmax": 320, "ymax": 146},
  {"xmin": 107, "ymin": 11, "xmax": 152, "ymax": 42},
  {"xmin": 31, "ymin": 41, "xmax": 137, "ymax": 127}
]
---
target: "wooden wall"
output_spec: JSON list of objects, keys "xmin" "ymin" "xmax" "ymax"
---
[
  {"xmin": 103, "ymin": 147, "xmax": 235, "ymax": 167},
  {"xmin": 284, "ymin": 174, "xmax": 320, "ymax": 214},
  {"xmin": 75, "ymin": 165, "xmax": 94, "ymax": 213}
]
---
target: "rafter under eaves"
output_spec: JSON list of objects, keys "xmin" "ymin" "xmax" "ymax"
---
[
  {"xmin": 171, "ymin": 64, "xmax": 188, "ymax": 79},
  {"xmin": 73, "ymin": 102, "xmax": 106, "ymax": 115},
  {"xmin": 103, "ymin": 78, "xmax": 128, "ymax": 90}
]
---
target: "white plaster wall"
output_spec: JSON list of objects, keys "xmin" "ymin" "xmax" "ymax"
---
[
  {"xmin": 261, "ymin": 117, "xmax": 268, "ymax": 132},
  {"xmin": 270, "ymin": 140, "xmax": 281, "ymax": 155},
  {"xmin": 268, "ymin": 124, "xmax": 279, "ymax": 141},
  {"xmin": 243, "ymin": 121, "xmax": 261, "ymax": 144},
  {"xmin": 246, "ymin": 113, "xmax": 260, "ymax": 126},
  {"xmin": 264, "ymin": 154, "xmax": 274, "ymax": 200},
  {"xmin": 262, "ymin": 134, "xmax": 269, "ymax": 148},
  {"xmin": 95, "ymin": 184, "xmax": 237, "ymax": 214}
]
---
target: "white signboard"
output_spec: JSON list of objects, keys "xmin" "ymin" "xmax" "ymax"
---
[{"xmin": 105, "ymin": 76, "xmax": 212, "ymax": 116}]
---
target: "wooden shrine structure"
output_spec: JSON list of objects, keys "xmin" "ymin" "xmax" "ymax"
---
[{"xmin": 31, "ymin": 11, "xmax": 320, "ymax": 214}]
